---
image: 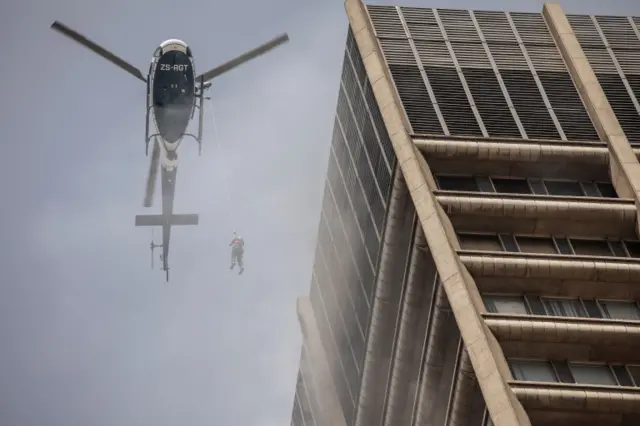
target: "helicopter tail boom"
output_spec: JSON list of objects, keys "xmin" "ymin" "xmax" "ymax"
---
[{"xmin": 135, "ymin": 214, "xmax": 199, "ymax": 227}]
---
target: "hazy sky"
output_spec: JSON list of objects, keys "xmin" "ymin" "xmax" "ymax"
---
[{"xmin": 1, "ymin": 0, "xmax": 638, "ymax": 425}]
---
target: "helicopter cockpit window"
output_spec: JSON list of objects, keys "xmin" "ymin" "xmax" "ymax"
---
[{"xmin": 153, "ymin": 47, "xmax": 162, "ymax": 57}]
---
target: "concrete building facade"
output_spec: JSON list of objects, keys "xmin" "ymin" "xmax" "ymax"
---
[{"xmin": 291, "ymin": 1, "xmax": 640, "ymax": 425}]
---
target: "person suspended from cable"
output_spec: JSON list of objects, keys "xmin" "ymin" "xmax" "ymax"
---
[{"xmin": 229, "ymin": 232, "xmax": 245, "ymax": 274}]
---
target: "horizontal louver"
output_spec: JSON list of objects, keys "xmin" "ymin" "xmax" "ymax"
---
[
  {"xmin": 510, "ymin": 12, "xmax": 555, "ymax": 44},
  {"xmin": 451, "ymin": 42, "xmax": 492, "ymax": 68},
  {"xmin": 581, "ymin": 47, "xmax": 618, "ymax": 73},
  {"xmin": 487, "ymin": 42, "xmax": 530, "ymax": 70},
  {"xmin": 595, "ymin": 16, "xmax": 640, "ymax": 49},
  {"xmin": 424, "ymin": 66, "xmax": 483, "ymax": 136},
  {"xmin": 473, "ymin": 11, "xmax": 517, "ymax": 43},
  {"xmin": 628, "ymin": 75, "xmax": 640, "ymax": 110},
  {"xmin": 613, "ymin": 49, "xmax": 640, "ymax": 75},
  {"xmin": 537, "ymin": 72, "xmax": 600, "ymax": 140},
  {"xmin": 597, "ymin": 73, "xmax": 640, "ymax": 142},
  {"xmin": 413, "ymin": 40, "xmax": 453, "ymax": 67},
  {"xmin": 462, "ymin": 68, "xmax": 521, "ymax": 138},
  {"xmin": 400, "ymin": 7, "xmax": 443, "ymax": 40},
  {"xmin": 388, "ymin": 64, "xmax": 443, "ymax": 134},
  {"xmin": 366, "ymin": 5, "xmax": 404, "ymax": 38},
  {"xmin": 364, "ymin": 85, "xmax": 395, "ymax": 166},
  {"xmin": 525, "ymin": 44, "xmax": 566, "ymax": 72},
  {"xmin": 378, "ymin": 38, "xmax": 415, "ymax": 65},
  {"xmin": 501, "ymin": 69, "xmax": 561, "ymax": 139},
  {"xmin": 566, "ymin": 15, "xmax": 605, "ymax": 47},
  {"xmin": 437, "ymin": 9, "xmax": 480, "ymax": 42}
]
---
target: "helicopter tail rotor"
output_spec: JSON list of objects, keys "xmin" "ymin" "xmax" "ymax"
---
[{"xmin": 144, "ymin": 137, "xmax": 161, "ymax": 208}]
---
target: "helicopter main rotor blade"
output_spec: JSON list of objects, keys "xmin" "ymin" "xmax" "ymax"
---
[
  {"xmin": 144, "ymin": 138, "xmax": 161, "ymax": 208},
  {"xmin": 51, "ymin": 21, "xmax": 147, "ymax": 83},
  {"xmin": 196, "ymin": 33, "xmax": 290, "ymax": 83}
]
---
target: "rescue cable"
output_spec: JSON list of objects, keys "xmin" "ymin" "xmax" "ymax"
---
[{"xmin": 207, "ymin": 97, "xmax": 235, "ymax": 233}]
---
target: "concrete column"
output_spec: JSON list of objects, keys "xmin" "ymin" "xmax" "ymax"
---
[{"xmin": 543, "ymin": 2, "xmax": 640, "ymax": 236}]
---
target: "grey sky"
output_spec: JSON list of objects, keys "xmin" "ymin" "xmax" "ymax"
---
[{"xmin": 1, "ymin": 0, "xmax": 638, "ymax": 425}]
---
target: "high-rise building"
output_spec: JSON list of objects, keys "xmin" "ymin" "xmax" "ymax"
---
[{"xmin": 290, "ymin": 1, "xmax": 640, "ymax": 425}]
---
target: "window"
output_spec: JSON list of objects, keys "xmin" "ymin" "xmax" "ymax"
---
[
  {"xmin": 612, "ymin": 365, "xmax": 635, "ymax": 386},
  {"xmin": 483, "ymin": 295, "xmax": 529, "ymax": 314},
  {"xmin": 498, "ymin": 234, "xmax": 519, "ymax": 252},
  {"xmin": 551, "ymin": 361, "xmax": 575, "ymax": 383},
  {"xmin": 598, "ymin": 300, "xmax": 640, "ymax": 320},
  {"xmin": 511, "ymin": 359, "xmax": 640, "ymax": 387},
  {"xmin": 608, "ymin": 241, "xmax": 628, "ymax": 257},
  {"xmin": 554, "ymin": 237, "xmax": 574, "ymax": 255},
  {"xmin": 526, "ymin": 296, "xmax": 547, "ymax": 316},
  {"xmin": 436, "ymin": 175, "xmax": 479, "ymax": 191},
  {"xmin": 570, "ymin": 239, "xmax": 613, "ymax": 256},
  {"xmin": 544, "ymin": 180, "xmax": 584, "ymax": 196},
  {"xmin": 458, "ymin": 234, "xmax": 503, "ymax": 251},
  {"xmin": 597, "ymin": 182, "xmax": 617, "ymax": 197},
  {"xmin": 582, "ymin": 299, "xmax": 603, "ymax": 318},
  {"xmin": 476, "ymin": 176, "xmax": 495, "ymax": 192},
  {"xmin": 492, "ymin": 178, "xmax": 532, "ymax": 194},
  {"xmin": 528, "ymin": 179, "xmax": 547, "ymax": 195},
  {"xmin": 542, "ymin": 297, "xmax": 588, "ymax": 318},
  {"xmin": 515, "ymin": 236, "xmax": 558, "ymax": 254},
  {"xmin": 510, "ymin": 360, "xmax": 557, "ymax": 382},
  {"xmin": 581, "ymin": 181, "xmax": 601, "ymax": 197},
  {"xmin": 624, "ymin": 240, "xmax": 640, "ymax": 258},
  {"xmin": 628, "ymin": 365, "xmax": 640, "ymax": 386},
  {"xmin": 569, "ymin": 363, "xmax": 617, "ymax": 386}
]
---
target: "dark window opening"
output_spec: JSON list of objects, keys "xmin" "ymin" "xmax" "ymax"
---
[
  {"xmin": 597, "ymin": 182, "xmax": 617, "ymax": 198},
  {"xmin": 544, "ymin": 180, "xmax": 584, "ymax": 196},
  {"xmin": 624, "ymin": 241, "xmax": 640, "ymax": 258},
  {"xmin": 436, "ymin": 175, "xmax": 479, "ymax": 191},
  {"xmin": 459, "ymin": 234, "xmax": 503, "ymax": 251},
  {"xmin": 515, "ymin": 236, "xmax": 558, "ymax": 254},
  {"xmin": 492, "ymin": 178, "xmax": 532, "ymax": 194},
  {"xmin": 570, "ymin": 239, "xmax": 613, "ymax": 256}
]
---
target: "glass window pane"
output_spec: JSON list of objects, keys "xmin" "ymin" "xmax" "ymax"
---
[
  {"xmin": 436, "ymin": 175, "xmax": 479, "ymax": 191},
  {"xmin": 570, "ymin": 239, "xmax": 613, "ymax": 256},
  {"xmin": 529, "ymin": 179, "xmax": 547, "ymax": 195},
  {"xmin": 597, "ymin": 182, "xmax": 617, "ymax": 198},
  {"xmin": 516, "ymin": 236, "xmax": 558, "ymax": 254},
  {"xmin": 499, "ymin": 234, "xmax": 519, "ymax": 252},
  {"xmin": 551, "ymin": 361, "xmax": 575, "ymax": 383},
  {"xmin": 581, "ymin": 181, "xmax": 601, "ymax": 197},
  {"xmin": 484, "ymin": 295, "xmax": 529, "ymax": 314},
  {"xmin": 492, "ymin": 178, "xmax": 532, "ymax": 194},
  {"xmin": 570, "ymin": 364, "xmax": 617, "ymax": 386},
  {"xmin": 628, "ymin": 365, "xmax": 640, "ymax": 386},
  {"xmin": 525, "ymin": 296, "xmax": 547, "ymax": 316},
  {"xmin": 582, "ymin": 300, "xmax": 603, "ymax": 318},
  {"xmin": 542, "ymin": 298, "xmax": 587, "ymax": 317},
  {"xmin": 609, "ymin": 241, "xmax": 628, "ymax": 257},
  {"xmin": 476, "ymin": 176, "xmax": 495, "ymax": 192},
  {"xmin": 624, "ymin": 241, "xmax": 640, "ymax": 258},
  {"xmin": 599, "ymin": 301, "xmax": 640, "ymax": 320},
  {"xmin": 612, "ymin": 365, "xmax": 634, "ymax": 387},
  {"xmin": 510, "ymin": 360, "xmax": 557, "ymax": 382},
  {"xmin": 544, "ymin": 180, "xmax": 584, "ymax": 196},
  {"xmin": 459, "ymin": 234, "xmax": 503, "ymax": 251},
  {"xmin": 555, "ymin": 238, "xmax": 574, "ymax": 255}
]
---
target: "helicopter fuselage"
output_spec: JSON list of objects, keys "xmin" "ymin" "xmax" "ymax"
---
[{"xmin": 148, "ymin": 39, "xmax": 196, "ymax": 160}]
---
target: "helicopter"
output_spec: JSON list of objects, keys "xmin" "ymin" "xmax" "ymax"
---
[{"xmin": 50, "ymin": 21, "xmax": 290, "ymax": 281}]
